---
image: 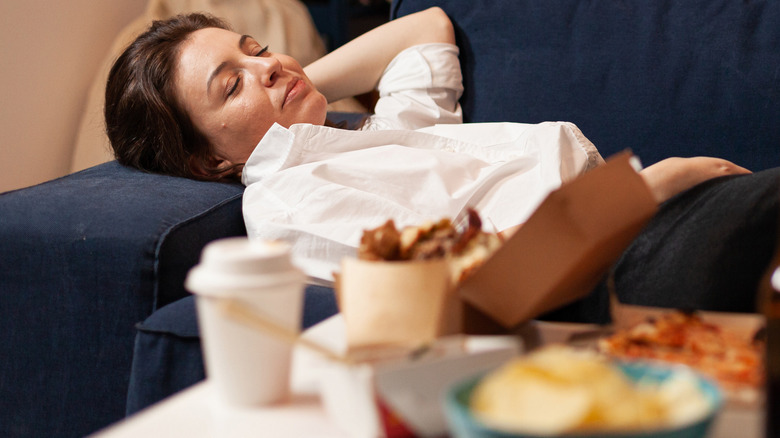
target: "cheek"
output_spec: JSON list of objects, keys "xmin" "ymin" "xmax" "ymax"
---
[
  {"xmin": 230, "ymin": 93, "xmax": 271, "ymax": 126},
  {"xmin": 279, "ymin": 54, "xmax": 305, "ymax": 72},
  {"xmin": 219, "ymin": 101, "xmax": 276, "ymax": 160}
]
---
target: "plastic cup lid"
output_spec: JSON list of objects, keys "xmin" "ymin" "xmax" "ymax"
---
[{"xmin": 185, "ymin": 237, "xmax": 303, "ymax": 295}]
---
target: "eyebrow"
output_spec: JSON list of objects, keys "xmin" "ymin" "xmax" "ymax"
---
[{"xmin": 206, "ymin": 34, "xmax": 254, "ymax": 95}]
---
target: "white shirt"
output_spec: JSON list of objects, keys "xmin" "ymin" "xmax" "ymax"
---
[{"xmin": 242, "ymin": 44, "xmax": 604, "ymax": 282}]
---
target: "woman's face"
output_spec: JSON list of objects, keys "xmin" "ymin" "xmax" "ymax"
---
[{"xmin": 174, "ymin": 27, "xmax": 328, "ymax": 169}]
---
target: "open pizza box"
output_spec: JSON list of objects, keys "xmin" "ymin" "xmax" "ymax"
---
[
  {"xmin": 517, "ymin": 286, "xmax": 767, "ymax": 412},
  {"xmin": 608, "ymin": 292, "xmax": 765, "ymax": 407},
  {"xmin": 310, "ymin": 152, "xmax": 665, "ymax": 437},
  {"xmin": 609, "ymin": 297, "xmax": 765, "ymax": 340},
  {"xmin": 521, "ymin": 282, "xmax": 765, "ymax": 353}
]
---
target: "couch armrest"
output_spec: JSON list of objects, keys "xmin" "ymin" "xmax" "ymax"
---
[{"xmin": 0, "ymin": 161, "xmax": 246, "ymax": 437}]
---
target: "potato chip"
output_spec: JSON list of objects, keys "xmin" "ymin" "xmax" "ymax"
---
[
  {"xmin": 470, "ymin": 345, "xmax": 704, "ymax": 434},
  {"xmin": 472, "ymin": 366, "xmax": 592, "ymax": 434}
]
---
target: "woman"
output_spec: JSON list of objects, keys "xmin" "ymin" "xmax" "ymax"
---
[
  {"xmin": 105, "ymin": 8, "xmax": 774, "ymax": 318},
  {"xmin": 105, "ymin": 8, "xmax": 744, "ymax": 189},
  {"xmin": 105, "ymin": 8, "xmax": 456, "ymax": 180}
]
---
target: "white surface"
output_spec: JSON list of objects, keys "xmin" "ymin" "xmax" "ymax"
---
[
  {"xmin": 93, "ymin": 316, "xmax": 764, "ymax": 438},
  {"xmin": 92, "ymin": 378, "xmax": 764, "ymax": 438},
  {"xmin": 92, "ymin": 382, "xmax": 344, "ymax": 438}
]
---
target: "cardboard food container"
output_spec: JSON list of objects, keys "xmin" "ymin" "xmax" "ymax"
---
[
  {"xmin": 338, "ymin": 257, "xmax": 460, "ymax": 352},
  {"xmin": 517, "ymin": 295, "xmax": 767, "ymax": 409},
  {"xmin": 291, "ymin": 315, "xmax": 522, "ymax": 438},
  {"xmin": 322, "ymin": 338, "xmax": 520, "ymax": 438},
  {"xmin": 609, "ymin": 295, "xmax": 766, "ymax": 408},
  {"xmin": 609, "ymin": 298, "xmax": 765, "ymax": 342},
  {"xmin": 336, "ymin": 151, "xmax": 658, "ymax": 351},
  {"xmin": 518, "ymin": 296, "xmax": 766, "ymax": 353}
]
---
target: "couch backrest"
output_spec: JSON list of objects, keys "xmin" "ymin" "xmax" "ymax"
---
[{"xmin": 392, "ymin": 0, "xmax": 780, "ymax": 170}]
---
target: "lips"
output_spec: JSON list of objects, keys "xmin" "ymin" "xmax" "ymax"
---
[{"xmin": 283, "ymin": 78, "xmax": 305, "ymax": 107}]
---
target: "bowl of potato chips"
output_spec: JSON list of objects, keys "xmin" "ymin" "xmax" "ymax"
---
[{"xmin": 443, "ymin": 346, "xmax": 722, "ymax": 438}]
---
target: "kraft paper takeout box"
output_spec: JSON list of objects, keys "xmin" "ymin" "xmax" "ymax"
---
[
  {"xmin": 338, "ymin": 258, "xmax": 458, "ymax": 351},
  {"xmin": 609, "ymin": 295, "xmax": 766, "ymax": 341},
  {"xmin": 319, "ymin": 338, "xmax": 520, "ymax": 438},
  {"xmin": 292, "ymin": 315, "xmax": 522, "ymax": 438},
  {"xmin": 337, "ymin": 151, "xmax": 658, "ymax": 350}
]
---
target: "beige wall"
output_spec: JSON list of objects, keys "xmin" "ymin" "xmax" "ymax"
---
[{"xmin": 0, "ymin": 0, "xmax": 146, "ymax": 193}]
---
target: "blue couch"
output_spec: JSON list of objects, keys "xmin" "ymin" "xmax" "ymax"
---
[{"xmin": 1, "ymin": 0, "xmax": 779, "ymax": 436}]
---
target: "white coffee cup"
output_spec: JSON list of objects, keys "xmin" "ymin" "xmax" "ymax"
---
[{"xmin": 185, "ymin": 237, "xmax": 305, "ymax": 406}]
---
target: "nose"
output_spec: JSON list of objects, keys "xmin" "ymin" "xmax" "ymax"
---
[{"xmin": 252, "ymin": 56, "xmax": 282, "ymax": 87}]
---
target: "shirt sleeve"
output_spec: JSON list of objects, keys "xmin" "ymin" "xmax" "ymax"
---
[{"xmin": 364, "ymin": 43, "xmax": 464, "ymax": 131}]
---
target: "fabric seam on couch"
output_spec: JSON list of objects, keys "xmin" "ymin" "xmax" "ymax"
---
[{"xmin": 150, "ymin": 192, "xmax": 245, "ymax": 312}]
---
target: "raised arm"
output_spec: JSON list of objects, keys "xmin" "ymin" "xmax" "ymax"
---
[{"xmin": 304, "ymin": 7, "xmax": 455, "ymax": 103}]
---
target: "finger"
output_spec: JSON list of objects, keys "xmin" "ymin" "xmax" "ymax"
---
[{"xmin": 719, "ymin": 161, "xmax": 751, "ymax": 175}]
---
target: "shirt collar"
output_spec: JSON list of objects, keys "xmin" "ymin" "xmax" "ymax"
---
[{"xmin": 241, "ymin": 123, "xmax": 296, "ymax": 186}]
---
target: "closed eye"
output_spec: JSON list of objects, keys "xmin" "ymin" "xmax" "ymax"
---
[
  {"xmin": 254, "ymin": 45, "xmax": 269, "ymax": 57},
  {"xmin": 227, "ymin": 74, "xmax": 241, "ymax": 97}
]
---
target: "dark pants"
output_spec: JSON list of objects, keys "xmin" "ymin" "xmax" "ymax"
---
[{"xmin": 544, "ymin": 167, "xmax": 780, "ymax": 324}]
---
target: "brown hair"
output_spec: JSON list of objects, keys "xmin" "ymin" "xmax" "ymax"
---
[{"xmin": 105, "ymin": 13, "xmax": 241, "ymax": 180}]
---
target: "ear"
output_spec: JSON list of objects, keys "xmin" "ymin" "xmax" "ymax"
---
[{"xmin": 188, "ymin": 154, "xmax": 236, "ymax": 180}]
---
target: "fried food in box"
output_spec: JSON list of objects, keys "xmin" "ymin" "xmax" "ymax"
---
[{"xmin": 357, "ymin": 209, "xmax": 502, "ymax": 283}]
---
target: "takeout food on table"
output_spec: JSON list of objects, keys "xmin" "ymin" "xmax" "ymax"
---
[
  {"xmin": 599, "ymin": 308, "xmax": 765, "ymax": 404},
  {"xmin": 447, "ymin": 345, "xmax": 722, "ymax": 438},
  {"xmin": 337, "ymin": 208, "xmax": 504, "ymax": 352},
  {"xmin": 357, "ymin": 208, "xmax": 503, "ymax": 284}
]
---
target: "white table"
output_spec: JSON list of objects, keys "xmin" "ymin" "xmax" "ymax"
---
[
  {"xmin": 91, "ymin": 379, "xmax": 763, "ymax": 438},
  {"xmin": 92, "ymin": 381, "xmax": 344, "ymax": 438},
  {"xmin": 92, "ymin": 318, "xmax": 765, "ymax": 438}
]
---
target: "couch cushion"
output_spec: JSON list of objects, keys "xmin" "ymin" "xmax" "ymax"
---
[
  {"xmin": 392, "ymin": 0, "xmax": 780, "ymax": 171},
  {"xmin": 125, "ymin": 285, "xmax": 338, "ymax": 415},
  {"xmin": 0, "ymin": 161, "xmax": 245, "ymax": 437}
]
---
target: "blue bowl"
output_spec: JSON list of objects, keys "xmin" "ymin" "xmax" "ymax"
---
[{"xmin": 443, "ymin": 361, "xmax": 723, "ymax": 438}]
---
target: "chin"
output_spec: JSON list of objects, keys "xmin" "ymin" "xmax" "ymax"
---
[{"xmin": 291, "ymin": 93, "xmax": 328, "ymax": 127}]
